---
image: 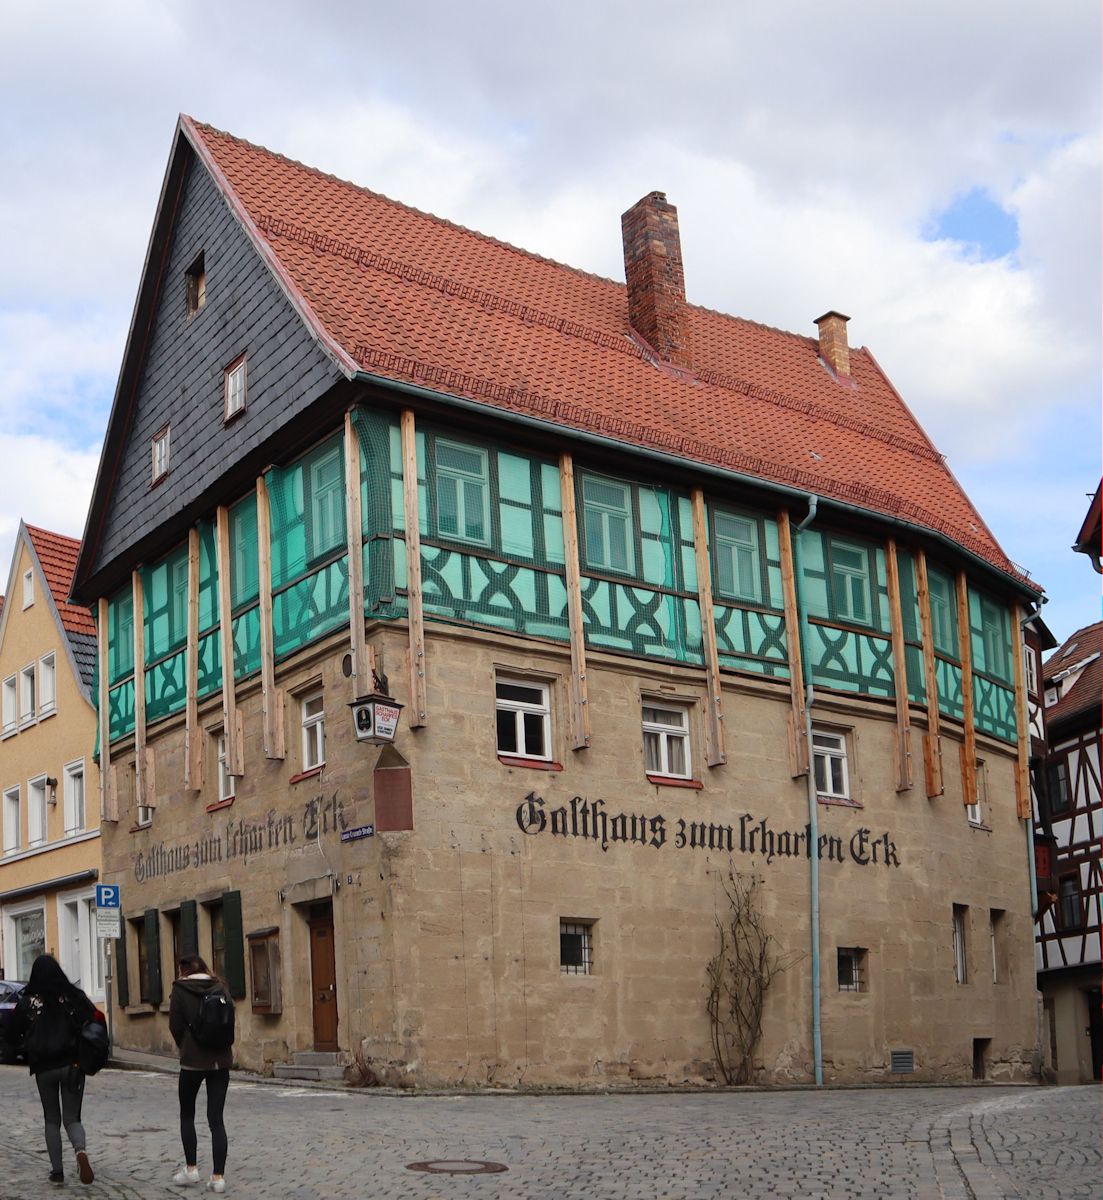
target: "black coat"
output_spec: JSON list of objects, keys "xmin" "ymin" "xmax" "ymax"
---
[
  {"xmin": 168, "ymin": 975, "xmax": 234, "ymax": 1071},
  {"xmin": 8, "ymin": 988, "xmax": 95, "ymax": 1076}
]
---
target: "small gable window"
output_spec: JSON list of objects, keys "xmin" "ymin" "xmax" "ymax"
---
[
  {"xmin": 152, "ymin": 427, "xmax": 170, "ymax": 484},
  {"xmin": 22, "ymin": 568, "xmax": 33, "ymax": 608},
  {"xmin": 186, "ymin": 252, "xmax": 206, "ymax": 317},
  {"xmin": 224, "ymin": 355, "xmax": 246, "ymax": 422}
]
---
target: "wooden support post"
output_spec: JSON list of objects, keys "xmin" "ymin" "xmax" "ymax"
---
[
  {"xmin": 956, "ymin": 569, "xmax": 978, "ymax": 807},
  {"xmin": 345, "ymin": 411, "xmax": 369, "ymax": 698},
  {"xmin": 401, "ymin": 410, "xmax": 428, "ymax": 728},
  {"xmin": 559, "ymin": 452, "xmax": 591, "ymax": 751},
  {"xmin": 216, "ymin": 506, "xmax": 244, "ymax": 775},
  {"xmin": 691, "ymin": 488, "xmax": 725, "ymax": 766},
  {"xmin": 914, "ymin": 550, "xmax": 944, "ymax": 798},
  {"xmin": 184, "ymin": 528, "xmax": 202, "ymax": 790},
  {"xmin": 97, "ymin": 598, "xmax": 117, "ymax": 821},
  {"xmin": 777, "ymin": 511, "xmax": 808, "ymax": 777},
  {"xmin": 885, "ymin": 540, "xmax": 913, "ymax": 792},
  {"xmin": 131, "ymin": 570, "xmax": 151, "ymax": 810},
  {"xmin": 1011, "ymin": 604, "xmax": 1032, "ymax": 819},
  {"xmin": 256, "ymin": 477, "xmax": 285, "ymax": 760}
]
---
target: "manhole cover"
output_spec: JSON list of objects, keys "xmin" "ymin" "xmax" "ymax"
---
[{"xmin": 406, "ymin": 1160, "xmax": 508, "ymax": 1175}]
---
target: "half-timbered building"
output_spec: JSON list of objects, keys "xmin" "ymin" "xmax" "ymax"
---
[{"xmin": 69, "ymin": 117, "xmax": 1044, "ymax": 1087}]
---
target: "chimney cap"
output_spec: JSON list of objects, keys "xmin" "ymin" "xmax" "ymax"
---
[{"xmin": 814, "ymin": 310, "xmax": 851, "ymax": 326}]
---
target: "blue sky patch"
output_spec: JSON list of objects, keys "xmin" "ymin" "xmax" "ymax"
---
[{"xmin": 927, "ymin": 187, "xmax": 1019, "ymax": 261}]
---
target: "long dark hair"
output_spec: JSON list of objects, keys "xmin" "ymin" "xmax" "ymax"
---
[
  {"xmin": 177, "ymin": 955, "xmax": 212, "ymax": 978},
  {"xmin": 27, "ymin": 954, "xmax": 81, "ymax": 1001}
]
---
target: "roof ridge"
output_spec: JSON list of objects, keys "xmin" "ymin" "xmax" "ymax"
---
[
  {"xmin": 190, "ymin": 119, "xmax": 622, "ymax": 291},
  {"xmin": 259, "ymin": 214, "xmax": 940, "ymax": 466}
]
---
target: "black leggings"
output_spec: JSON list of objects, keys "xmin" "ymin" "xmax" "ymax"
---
[
  {"xmin": 35, "ymin": 1065, "xmax": 87, "ymax": 1173},
  {"xmin": 178, "ymin": 1068, "xmax": 229, "ymax": 1175}
]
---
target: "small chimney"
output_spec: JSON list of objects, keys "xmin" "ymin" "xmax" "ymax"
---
[
  {"xmin": 622, "ymin": 192, "xmax": 692, "ymax": 369},
  {"xmin": 815, "ymin": 311, "xmax": 851, "ymax": 378}
]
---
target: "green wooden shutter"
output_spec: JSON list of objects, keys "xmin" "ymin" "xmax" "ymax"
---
[
  {"xmin": 143, "ymin": 908, "xmax": 163, "ymax": 1007},
  {"xmin": 115, "ymin": 929, "xmax": 129, "ymax": 1008},
  {"xmin": 222, "ymin": 890, "xmax": 246, "ymax": 999},
  {"xmin": 179, "ymin": 900, "xmax": 198, "ymax": 960}
]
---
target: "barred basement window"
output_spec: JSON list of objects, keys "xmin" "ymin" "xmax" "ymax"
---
[
  {"xmin": 837, "ymin": 946, "xmax": 867, "ymax": 992},
  {"xmin": 560, "ymin": 919, "xmax": 593, "ymax": 975}
]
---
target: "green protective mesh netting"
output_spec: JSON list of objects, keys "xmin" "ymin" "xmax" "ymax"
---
[
  {"xmin": 968, "ymin": 584, "xmax": 1016, "ymax": 741},
  {"xmin": 107, "ymin": 586, "xmax": 135, "ymax": 741},
  {"xmin": 230, "ymin": 493, "xmax": 261, "ymax": 679},
  {"xmin": 713, "ymin": 509, "xmax": 789, "ymax": 679},
  {"xmin": 895, "ymin": 548, "xmax": 927, "ymax": 705},
  {"xmin": 142, "ymin": 543, "xmax": 188, "ymax": 722}
]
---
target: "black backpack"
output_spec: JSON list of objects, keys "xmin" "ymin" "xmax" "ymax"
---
[
  {"xmin": 78, "ymin": 1018, "xmax": 110, "ymax": 1075},
  {"xmin": 190, "ymin": 990, "xmax": 235, "ymax": 1050}
]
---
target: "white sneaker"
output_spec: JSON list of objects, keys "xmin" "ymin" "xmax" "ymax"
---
[
  {"xmin": 172, "ymin": 1166, "xmax": 201, "ymax": 1186},
  {"xmin": 206, "ymin": 1181, "xmax": 226, "ymax": 1194}
]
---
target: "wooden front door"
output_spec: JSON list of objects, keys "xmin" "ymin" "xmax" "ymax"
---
[{"xmin": 308, "ymin": 902, "xmax": 338, "ymax": 1051}]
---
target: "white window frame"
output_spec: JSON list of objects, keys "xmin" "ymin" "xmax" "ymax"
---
[
  {"xmin": 560, "ymin": 919, "xmax": 594, "ymax": 976},
  {"xmin": 19, "ymin": 663, "xmax": 36, "ymax": 727},
  {"xmin": 38, "ymin": 653, "xmax": 56, "ymax": 718},
  {"xmin": 217, "ymin": 734, "xmax": 235, "ymax": 802},
  {"xmin": 5, "ymin": 898, "xmax": 46, "ymax": 982},
  {"xmin": 966, "ymin": 758, "xmax": 985, "ymax": 826},
  {"xmin": 27, "ymin": 775, "xmax": 48, "ymax": 847},
  {"xmin": 2, "ymin": 675, "xmax": 17, "ymax": 736},
  {"xmin": 581, "ymin": 474, "xmax": 634, "ymax": 575},
  {"xmin": 952, "ymin": 905, "xmax": 968, "ymax": 985},
  {"xmin": 224, "ymin": 356, "xmax": 247, "ymax": 421},
  {"xmin": 309, "ymin": 447, "xmax": 344, "ymax": 559},
  {"xmin": 435, "ymin": 438, "xmax": 491, "ymax": 547},
  {"xmin": 979, "ymin": 596, "xmax": 1009, "ymax": 679},
  {"xmin": 152, "ymin": 426, "xmax": 170, "ymax": 482},
  {"xmin": 22, "ymin": 567, "xmax": 33, "ymax": 608},
  {"xmin": 63, "ymin": 759, "xmax": 85, "ymax": 835},
  {"xmin": 495, "ymin": 677, "xmax": 551, "ymax": 761},
  {"xmin": 713, "ymin": 510, "xmax": 761, "ymax": 603},
  {"xmin": 642, "ymin": 702, "xmax": 691, "ymax": 780},
  {"xmin": 301, "ymin": 692, "xmax": 325, "ymax": 771},
  {"xmin": 1024, "ymin": 646, "xmax": 1038, "ymax": 696},
  {"xmin": 57, "ymin": 888, "xmax": 106, "ymax": 1003},
  {"xmin": 812, "ymin": 729, "xmax": 850, "ymax": 800},
  {"xmin": 928, "ymin": 568, "xmax": 956, "ymax": 655},
  {"xmin": 2, "ymin": 785, "xmax": 20, "ymax": 854},
  {"xmin": 829, "ymin": 538, "xmax": 872, "ymax": 625}
]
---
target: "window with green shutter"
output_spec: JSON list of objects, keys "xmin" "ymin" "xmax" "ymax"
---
[
  {"xmin": 179, "ymin": 899, "xmax": 199, "ymax": 961},
  {"xmin": 222, "ymin": 890, "xmax": 246, "ymax": 1000},
  {"xmin": 115, "ymin": 929, "xmax": 129, "ymax": 1008},
  {"xmin": 143, "ymin": 909, "xmax": 162, "ymax": 1007}
]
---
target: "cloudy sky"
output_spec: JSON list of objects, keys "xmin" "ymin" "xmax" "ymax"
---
[{"xmin": 1, "ymin": 1, "xmax": 1099, "ymax": 641}]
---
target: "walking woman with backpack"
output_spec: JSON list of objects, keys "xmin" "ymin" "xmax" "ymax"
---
[
  {"xmin": 6, "ymin": 954, "xmax": 98, "ymax": 1186},
  {"xmin": 168, "ymin": 955, "xmax": 235, "ymax": 1192}
]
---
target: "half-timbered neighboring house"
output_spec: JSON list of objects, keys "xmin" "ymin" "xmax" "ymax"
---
[
  {"xmin": 70, "ymin": 117, "xmax": 1044, "ymax": 1086},
  {"xmin": 1035, "ymin": 620, "xmax": 1103, "ymax": 1083}
]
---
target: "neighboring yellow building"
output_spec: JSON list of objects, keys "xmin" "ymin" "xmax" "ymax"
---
[{"xmin": 0, "ymin": 524, "xmax": 102, "ymax": 1004}]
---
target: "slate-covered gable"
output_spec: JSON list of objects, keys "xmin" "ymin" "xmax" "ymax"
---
[{"xmin": 90, "ymin": 149, "xmax": 341, "ymax": 583}]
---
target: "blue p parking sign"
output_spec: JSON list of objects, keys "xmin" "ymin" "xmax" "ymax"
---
[{"xmin": 95, "ymin": 884, "xmax": 120, "ymax": 909}]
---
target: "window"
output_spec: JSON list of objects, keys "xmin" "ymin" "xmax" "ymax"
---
[
  {"xmin": 435, "ymin": 439, "xmax": 490, "ymax": 546},
  {"xmin": 224, "ymin": 355, "xmax": 246, "ymax": 421},
  {"xmin": 22, "ymin": 567, "xmax": 33, "ymax": 608},
  {"xmin": 952, "ymin": 905, "xmax": 968, "ymax": 984},
  {"xmin": 134, "ymin": 763, "xmax": 153, "ymax": 827},
  {"xmin": 837, "ymin": 947, "xmax": 867, "ymax": 992},
  {"xmin": 185, "ymin": 252, "xmax": 206, "ymax": 316},
  {"xmin": 1058, "ymin": 875, "xmax": 1083, "ymax": 930},
  {"xmin": 1044, "ymin": 685, "xmax": 1059, "ymax": 708},
  {"xmin": 9, "ymin": 905, "xmax": 45, "ymax": 981},
  {"xmin": 560, "ymin": 919, "xmax": 593, "ymax": 975},
  {"xmin": 27, "ymin": 776, "xmax": 47, "ymax": 846},
  {"xmin": 582, "ymin": 475, "xmax": 633, "ymax": 574},
  {"xmin": 217, "ymin": 734, "xmax": 235, "ymax": 802},
  {"xmin": 927, "ymin": 567, "xmax": 957, "ymax": 656},
  {"xmin": 58, "ymin": 894, "xmax": 105, "ymax": 1001},
  {"xmin": 642, "ymin": 703, "xmax": 690, "ymax": 779},
  {"xmin": 1024, "ymin": 647, "xmax": 1038, "ymax": 696},
  {"xmin": 966, "ymin": 758, "xmax": 986, "ymax": 825},
  {"xmin": 308, "ymin": 447, "xmax": 344, "ymax": 559},
  {"xmin": 2, "ymin": 786, "xmax": 19, "ymax": 853},
  {"xmin": 19, "ymin": 664, "xmax": 35, "ymax": 725},
  {"xmin": 979, "ymin": 596, "xmax": 1010, "ymax": 679},
  {"xmin": 828, "ymin": 538, "xmax": 871, "ymax": 624},
  {"xmin": 2, "ymin": 675, "xmax": 16, "ymax": 735},
  {"xmin": 989, "ymin": 909, "xmax": 1006, "ymax": 984},
  {"xmin": 248, "ymin": 928, "xmax": 282, "ymax": 1014},
  {"xmin": 495, "ymin": 678, "xmax": 551, "ymax": 760},
  {"xmin": 713, "ymin": 510, "xmax": 761, "ymax": 603},
  {"xmin": 301, "ymin": 692, "xmax": 325, "ymax": 771},
  {"xmin": 38, "ymin": 654, "xmax": 56, "ymax": 716},
  {"xmin": 1046, "ymin": 758, "xmax": 1071, "ymax": 815},
  {"xmin": 63, "ymin": 761, "xmax": 85, "ymax": 835},
  {"xmin": 208, "ymin": 902, "xmax": 227, "ymax": 982},
  {"xmin": 131, "ymin": 917, "xmax": 150, "ymax": 1004},
  {"xmin": 152, "ymin": 426, "xmax": 170, "ymax": 483},
  {"xmin": 812, "ymin": 729, "xmax": 849, "ymax": 800}
]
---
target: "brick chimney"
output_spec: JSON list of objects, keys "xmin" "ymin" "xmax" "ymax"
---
[
  {"xmin": 815, "ymin": 311, "xmax": 851, "ymax": 378},
  {"xmin": 622, "ymin": 192, "xmax": 692, "ymax": 369}
]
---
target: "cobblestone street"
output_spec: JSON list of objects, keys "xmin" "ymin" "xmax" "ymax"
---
[{"xmin": 0, "ymin": 1066, "xmax": 1097, "ymax": 1199}]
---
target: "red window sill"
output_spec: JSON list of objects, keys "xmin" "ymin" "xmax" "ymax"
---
[
  {"xmin": 206, "ymin": 797, "xmax": 235, "ymax": 813},
  {"xmin": 646, "ymin": 774, "xmax": 703, "ymax": 790},
  {"xmin": 817, "ymin": 794, "xmax": 862, "ymax": 809},
  {"xmin": 498, "ymin": 755, "xmax": 563, "ymax": 772},
  {"xmin": 288, "ymin": 766, "xmax": 324, "ymax": 785}
]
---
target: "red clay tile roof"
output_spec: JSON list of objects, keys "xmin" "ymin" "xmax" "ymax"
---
[
  {"xmin": 1044, "ymin": 620, "xmax": 1102, "ymax": 729},
  {"xmin": 185, "ymin": 118, "xmax": 1033, "ymax": 589},
  {"xmin": 26, "ymin": 526, "xmax": 97, "ymax": 638}
]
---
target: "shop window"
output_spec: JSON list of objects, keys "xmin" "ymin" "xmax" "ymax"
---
[
  {"xmin": 495, "ymin": 678, "xmax": 550, "ymax": 760},
  {"xmin": 952, "ymin": 904, "xmax": 969, "ymax": 985},
  {"xmin": 812, "ymin": 729, "xmax": 850, "ymax": 800},
  {"xmin": 837, "ymin": 946, "xmax": 867, "ymax": 992},
  {"xmin": 560, "ymin": 919, "xmax": 594, "ymax": 975},
  {"xmin": 642, "ymin": 703, "xmax": 690, "ymax": 780},
  {"xmin": 248, "ymin": 928, "xmax": 282, "ymax": 1014},
  {"xmin": 435, "ymin": 439, "xmax": 490, "ymax": 545},
  {"xmin": 9, "ymin": 905, "xmax": 45, "ymax": 981}
]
